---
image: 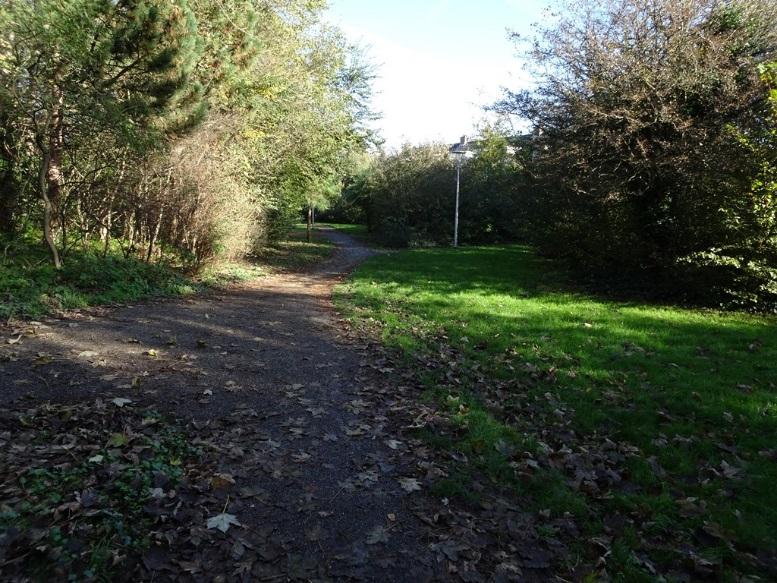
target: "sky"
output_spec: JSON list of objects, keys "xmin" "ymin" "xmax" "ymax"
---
[{"xmin": 326, "ymin": 0, "xmax": 551, "ymax": 149}]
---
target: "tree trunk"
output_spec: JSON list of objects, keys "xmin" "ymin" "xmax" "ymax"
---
[
  {"xmin": 147, "ymin": 205, "xmax": 164, "ymax": 262},
  {"xmin": 38, "ymin": 150, "xmax": 61, "ymax": 269},
  {"xmin": 0, "ymin": 112, "xmax": 18, "ymax": 236},
  {"xmin": 38, "ymin": 75, "xmax": 65, "ymax": 267},
  {"xmin": 47, "ymin": 78, "xmax": 65, "ymax": 239},
  {"xmin": 102, "ymin": 209, "xmax": 113, "ymax": 256},
  {"xmin": 0, "ymin": 170, "xmax": 17, "ymax": 237},
  {"xmin": 307, "ymin": 206, "xmax": 312, "ymax": 243},
  {"xmin": 102, "ymin": 155, "xmax": 127, "ymax": 256}
]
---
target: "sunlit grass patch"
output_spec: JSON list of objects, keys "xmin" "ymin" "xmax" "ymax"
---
[
  {"xmin": 336, "ymin": 244, "xmax": 777, "ymax": 579},
  {"xmin": 198, "ymin": 261, "xmax": 266, "ymax": 286},
  {"xmin": 325, "ymin": 223, "xmax": 393, "ymax": 247}
]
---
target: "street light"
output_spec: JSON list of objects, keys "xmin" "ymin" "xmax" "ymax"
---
[{"xmin": 449, "ymin": 135, "xmax": 474, "ymax": 248}]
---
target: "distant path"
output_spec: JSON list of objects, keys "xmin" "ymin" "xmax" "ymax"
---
[{"xmin": 0, "ymin": 227, "xmax": 442, "ymax": 580}]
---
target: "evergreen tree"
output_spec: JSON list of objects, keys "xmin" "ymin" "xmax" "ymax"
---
[{"xmin": 0, "ymin": 0, "xmax": 202, "ymax": 266}]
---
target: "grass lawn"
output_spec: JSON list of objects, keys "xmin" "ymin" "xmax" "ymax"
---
[
  {"xmin": 336, "ymin": 244, "xmax": 777, "ymax": 580},
  {"xmin": 323, "ymin": 223, "xmax": 384, "ymax": 246}
]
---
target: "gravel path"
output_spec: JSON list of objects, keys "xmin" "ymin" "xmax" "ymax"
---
[{"xmin": 0, "ymin": 228, "xmax": 445, "ymax": 581}]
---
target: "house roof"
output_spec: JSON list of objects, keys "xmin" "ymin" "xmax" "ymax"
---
[{"xmin": 449, "ymin": 137, "xmax": 477, "ymax": 154}]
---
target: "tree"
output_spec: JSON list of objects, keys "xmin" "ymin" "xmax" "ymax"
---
[
  {"xmin": 0, "ymin": 0, "xmax": 376, "ymax": 270},
  {"xmin": 0, "ymin": 0, "xmax": 202, "ymax": 267},
  {"xmin": 497, "ymin": 0, "xmax": 777, "ymax": 307}
]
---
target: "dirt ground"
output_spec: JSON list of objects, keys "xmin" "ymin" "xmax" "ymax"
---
[{"xmin": 0, "ymin": 228, "xmax": 547, "ymax": 582}]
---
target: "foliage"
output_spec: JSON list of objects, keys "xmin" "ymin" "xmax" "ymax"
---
[
  {"xmin": 254, "ymin": 226, "xmax": 335, "ymax": 271},
  {"xmin": 344, "ymin": 129, "xmax": 530, "ymax": 248},
  {"xmin": 337, "ymin": 244, "xmax": 777, "ymax": 580},
  {"xmin": 458, "ymin": 128, "xmax": 530, "ymax": 242},
  {"xmin": 0, "ymin": 0, "xmax": 374, "ymax": 270},
  {"xmin": 0, "ymin": 402, "xmax": 198, "ymax": 580},
  {"xmin": 496, "ymin": 0, "xmax": 777, "ymax": 310},
  {"xmin": 324, "ymin": 223, "xmax": 375, "ymax": 245},
  {"xmin": 0, "ymin": 225, "xmax": 331, "ymax": 319},
  {"xmin": 0, "ymin": 234, "xmax": 195, "ymax": 319},
  {"xmin": 347, "ymin": 144, "xmax": 456, "ymax": 247}
]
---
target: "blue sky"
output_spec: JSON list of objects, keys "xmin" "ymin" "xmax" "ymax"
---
[{"xmin": 326, "ymin": 0, "xmax": 551, "ymax": 148}]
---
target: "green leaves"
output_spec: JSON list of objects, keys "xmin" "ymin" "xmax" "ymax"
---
[{"xmin": 496, "ymin": 0, "xmax": 777, "ymax": 310}]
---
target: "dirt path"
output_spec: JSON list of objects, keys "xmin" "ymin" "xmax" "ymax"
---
[{"xmin": 1, "ymin": 228, "xmax": 448, "ymax": 580}]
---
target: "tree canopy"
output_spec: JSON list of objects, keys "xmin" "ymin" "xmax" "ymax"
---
[{"xmin": 0, "ymin": 0, "xmax": 375, "ymax": 266}]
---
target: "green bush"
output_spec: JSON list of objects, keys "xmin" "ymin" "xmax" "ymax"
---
[
  {"xmin": 497, "ymin": 0, "xmax": 777, "ymax": 311},
  {"xmin": 352, "ymin": 134, "xmax": 530, "ymax": 248}
]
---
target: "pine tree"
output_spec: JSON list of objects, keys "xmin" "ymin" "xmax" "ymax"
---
[{"xmin": 0, "ymin": 0, "xmax": 203, "ymax": 266}]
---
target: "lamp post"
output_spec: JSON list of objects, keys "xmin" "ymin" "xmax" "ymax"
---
[
  {"xmin": 449, "ymin": 135, "xmax": 472, "ymax": 248},
  {"xmin": 454, "ymin": 154, "xmax": 462, "ymax": 247}
]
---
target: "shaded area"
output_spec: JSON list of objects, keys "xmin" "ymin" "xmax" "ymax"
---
[
  {"xmin": 1, "ymin": 228, "xmax": 443, "ymax": 581},
  {"xmin": 0, "ymin": 234, "xmax": 197, "ymax": 320}
]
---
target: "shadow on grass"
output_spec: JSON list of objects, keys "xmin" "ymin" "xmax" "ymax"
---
[{"xmin": 339, "ymin": 243, "xmax": 777, "ymax": 574}]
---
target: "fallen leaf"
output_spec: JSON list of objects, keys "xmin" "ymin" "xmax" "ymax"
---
[
  {"xmin": 210, "ymin": 473, "xmax": 236, "ymax": 489},
  {"xmin": 206, "ymin": 513, "xmax": 241, "ymax": 533},
  {"xmin": 108, "ymin": 432, "xmax": 128, "ymax": 447},
  {"xmin": 398, "ymin": 477, "xmax": 422, "ymax": 492}
]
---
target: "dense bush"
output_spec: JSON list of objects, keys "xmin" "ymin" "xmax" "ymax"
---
[
  {"xmin": 352, "ymin": 133, "xmax": 529, "ymax": 247},
  {"xmin": 497, "ymin": 0, "xmax": 777, "ymax": 309}
]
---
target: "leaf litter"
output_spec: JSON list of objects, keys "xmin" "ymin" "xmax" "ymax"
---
[{"xmin": 0, "ymin": 231, "xmax": 572, "ymax": 582}]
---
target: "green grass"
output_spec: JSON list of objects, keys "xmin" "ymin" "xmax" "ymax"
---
[
  {"xmin": 336, "ymin": 244, "xmax": 777, "ymax": 579},
  {"xmin": 198, "ymin": 261, "xmax": 266, "ymax": 286},
  {"xmin": 256, "ymin": 226, "xmax": 335, "ymax": 270},
  {"xmin": 1, "ymin": 227, "xmax": 334, "ymax": 319},
  {"xmin": 323, "ymin": 223, "xmax": 387, "ymax": 247},
  {"xmin": 0, "ymin": 236, "xmax": 197, "ymax": 319},
  {"xmin": 323, "ymin": 222, "xmax": 370, "ymax": 238}
]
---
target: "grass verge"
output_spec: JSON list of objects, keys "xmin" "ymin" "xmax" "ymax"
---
[
  {"xmin": 0, "ymin": 236, "xmax": 197, "ymax": 320},
  {"xmin": 0, "ymin": 401, "xmax": 198, "ymax": 579},
  {"xmin": 335, "ymin": 244, "xmax": 777, "ymax": 581},
  {"xmin": 1, "ymin": 227, "xmax": 334, "ymax": 320},
  {"xmin": 323, "ymin": 223, "xmax": 385, "ymax": 247}
]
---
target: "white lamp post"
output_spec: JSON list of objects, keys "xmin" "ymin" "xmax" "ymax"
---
[{"xmin": 449, "ymin": 136, "xmax": 473, "ymax": 248}]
